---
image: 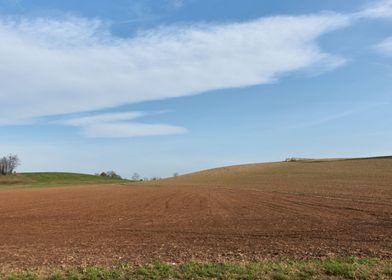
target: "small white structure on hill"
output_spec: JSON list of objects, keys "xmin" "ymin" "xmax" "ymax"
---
[{"xmin": 285, "ymin": 157, "xmax": 314, "ymax": 162}]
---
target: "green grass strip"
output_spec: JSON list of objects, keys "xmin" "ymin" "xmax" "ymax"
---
[{"xmin": 1, "ymin": 258, "xmax": 392, "ymax": 280}]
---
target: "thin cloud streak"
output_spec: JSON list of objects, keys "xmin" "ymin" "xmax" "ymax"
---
[
  {"xmin": 354, "ymin": 0, "xmax": 392, "ymax": 19},
  {"xmin": 61, "ymin": 112, "xmax": 145, "ymax": 126},
  {"xmin": 60, "ymin": 111, "xmax": 187, "ymax": 138},
  {"xmin": 374, "ymin": 37, "xmax": 392, "ymax": 56},
  {"xmin": 82, "ymin": 122, "xmax": 187, "ymax": 138}
]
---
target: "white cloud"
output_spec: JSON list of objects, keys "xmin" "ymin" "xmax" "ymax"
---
[
  {"xmin": 0, "ymin": 12, "xmax": 350, "ymax": 127},
  {"xmin": 355, "ymin": 0, "xmax": 392, "ymax": 19},
  {"xmin": 61, "ymin": 111, "xmax": 145, "ymax": 126},
  {"xmin": 374, "ymin": 37, "xmax": 392, "ymax": 55},
  {"xmin": 60, "ymin": 111, "xmax": 187, "ymax": 138},
  {"xmin": 81, "ymin": 122, "xmax": 187, "ymax": 138}
]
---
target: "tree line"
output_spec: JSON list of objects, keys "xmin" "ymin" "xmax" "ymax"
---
[
  {"xmin": 96, "ymin": 171, "xmax": 179, "ymax": 181},
  {"xmin": 0, "ymin": 154, "xmax": 20, "ymax": 175}
]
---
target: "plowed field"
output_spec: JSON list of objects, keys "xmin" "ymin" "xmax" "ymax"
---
[{"xmin": 1, "ymin": 157, "xmax": 391, "ymax": 268}]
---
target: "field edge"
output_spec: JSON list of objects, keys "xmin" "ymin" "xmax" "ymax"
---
[{"xmin": 1, "ymin": 258, "xmax": 392, "ymax": 280}]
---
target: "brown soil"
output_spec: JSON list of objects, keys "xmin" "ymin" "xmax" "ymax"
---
[{"xmin": 0, "ymin": 158, "xmax": 391, "ymax": 269}]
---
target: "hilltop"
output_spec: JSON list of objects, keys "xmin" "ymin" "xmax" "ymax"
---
[{"xmin": 158, "ymin": 156, "xmax": 392, "ymax": 191}]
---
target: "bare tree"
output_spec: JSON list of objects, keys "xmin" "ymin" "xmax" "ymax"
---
[
  {"xmin": 131, "ymin": 172, "xmax": 141, "ymax": 181},
  {"xmin": 0, "ymin": 154, "xmax": 20, "ymax": 175}
]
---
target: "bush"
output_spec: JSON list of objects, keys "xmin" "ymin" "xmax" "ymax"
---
[{"xmin": 98, "ymin": 171, "xmax": 122, "ymax": 179}]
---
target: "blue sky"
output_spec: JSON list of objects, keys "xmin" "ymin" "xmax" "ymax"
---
[{"xmin": 0, "ymin": 0, "xmax": 391, "ymax": 178}]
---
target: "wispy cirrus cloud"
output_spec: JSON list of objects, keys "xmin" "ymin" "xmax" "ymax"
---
[
  {"xmin": 0, "ymin": 1, "xmax": 390, "ymax": 137},
  {"xmin": 360, "ymin": 1, "xmax": 392, "ymax": 59},
  {"xmin": 0, "ymin": 13, "xmax": 350, "ymax": 124},
  {"xmin": 58, "ymin": 111, "xmax": 187, "ymax": 138},
  {"xmin": 61, "ymin": 112, "xmax": 145, "ymax": 126},
  {"xmin": 81, "ymin": 122, "xmax": 187, "ymax": 138},
  {"xmin": 374, "ymin": 37, "xmax": 392, "ymax": 56},
  {"xmin": 355, "ymin": 0, "xmax": 392, "ymax": 19}
]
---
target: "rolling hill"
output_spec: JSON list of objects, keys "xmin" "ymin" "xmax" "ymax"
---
[
  {"xmin": 158, "ymin": 156, "xmax": 392, "ymax": 196},
  {"xmin": 163, "ymin": 156, "xmax": 392, "ymax": 184},
  {"xmin": 0, "ymin": 172, "xmax": 125, "ymax": 189}
]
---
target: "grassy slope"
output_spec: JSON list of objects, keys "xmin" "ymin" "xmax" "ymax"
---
[
  {"xmin": 0, "ymin": 172, "xmax": 125, "ymax": 189},
  {"xmin": 2, "ymin": 258, "xmax": 392, "ymax": 280}
]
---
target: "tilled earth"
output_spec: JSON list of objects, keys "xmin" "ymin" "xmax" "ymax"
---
[{"xmin": 0, "ymin": 159, "xmax": 392, "ymax": 269}]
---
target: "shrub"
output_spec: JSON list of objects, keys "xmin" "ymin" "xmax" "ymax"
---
[{"xmin": 98, "ymin": 171, "xmax": 122, "ymax": 179}]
